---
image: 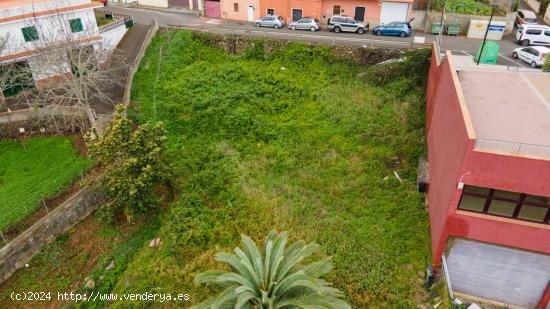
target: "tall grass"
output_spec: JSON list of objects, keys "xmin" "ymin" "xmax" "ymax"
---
[
  {"xmin": 116, "ymin": 30, "xmax": 431, "ymax": 307},
  {"xmin": 0, "ymin": 137, "xmax": 91, "ymax": 233}
]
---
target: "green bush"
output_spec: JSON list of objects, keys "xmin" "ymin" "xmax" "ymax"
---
[
  {"xmin": 544, "ymin": 56, "xmax": 550, "ymax": 72},
  {"xmin": 85, "ymin": 106, "xmax": 171, "ymax": 222},
  {"xmin": 433, "ymin": 0, "xmax": 498, "ymax": 16}
]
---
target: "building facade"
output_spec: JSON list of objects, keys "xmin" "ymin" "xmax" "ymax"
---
[
  {"xmin": 426, "ymin": 46, "xmax": 550, "ymax": 308},
  {"xmin": 0, "ymin": 0, "xmax": 103, "ymax": 92},
  {"xmin": 222, "ymin": 0, "xmax": 413, "ymax": 26}
]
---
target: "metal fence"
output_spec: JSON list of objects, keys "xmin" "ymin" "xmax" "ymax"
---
[{"xmin": 474, "ymin": 138, "xmax": 550, "ymax": 159}]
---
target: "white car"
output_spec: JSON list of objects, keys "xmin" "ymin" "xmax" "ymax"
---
[{"xmin": 512, "ymin": 46, "xmax": 550, "ymax": 68}]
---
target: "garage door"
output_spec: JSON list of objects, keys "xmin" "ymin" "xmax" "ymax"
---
[
  {"xmin": 380, "ymin": 2, "xmax": 409, "ymax": 25},
  {"xmin": 446, "ymin": 239, "xmax": 550, "ymax": 308}
]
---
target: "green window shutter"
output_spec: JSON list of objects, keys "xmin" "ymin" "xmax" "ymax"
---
[
  {"xmin": 69, "ymin": 18, "xmax": 83, "ymax": 33},
  {"xmin": 21, "ymin": 26, "xmax": 39, "ymax": 42}
]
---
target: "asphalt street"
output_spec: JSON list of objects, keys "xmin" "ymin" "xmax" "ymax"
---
[{"xmin": 101, "ymin": 5, "xmax": 532, "ymax": 68}]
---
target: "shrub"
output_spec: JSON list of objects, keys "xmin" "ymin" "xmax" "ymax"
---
[
  {"xmin": 543, "ymin": 56, "xmax": 550, "ymax": 72},
  {"xmin": 85, "ymin": 105, "xmax": 171, "ymax": 221},
  {"xmin": 192, "ymin": 231, "xmax": 350, "ymax": 309}
]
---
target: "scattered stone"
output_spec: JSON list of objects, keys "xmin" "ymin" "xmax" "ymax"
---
[
  {"xmin": 417, "ymin": 270, "xmax": 424, "ymax": 278},
  {"xmin": 149, "ymin": 237, "xmax": 161, "ymax": 248},
  {"xmin": 383, "ymin": 176, "xmax": 389, "ymax": 181},
  {"xmin": 24, "ymin": 263, "xmax": 29, "ymax": 268},
  {"xmin": 85, "ymin": 278, "xmax": 95, "ymax": 289},
  {"xmin": 105, "ymin": 260, "xmax": 115, "ymax": 271}
]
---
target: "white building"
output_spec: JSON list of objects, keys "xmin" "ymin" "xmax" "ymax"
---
[{"xmin": 0, "ymin": 0, "xmax": 128, "ymax": 97}]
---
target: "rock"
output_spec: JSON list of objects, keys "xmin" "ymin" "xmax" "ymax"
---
[
  {"xmin": 85, "ymin": 279, "xmax": 95, "ymax": 289},
  {"xmin": 149, "ymin": 237, "xmax": 161, "ymax": 248},
  {"xmin": 105, "ymin": 260, "xmax": 115, "ymax": 271},
  {"xmin": 417, "ymin": 270, "xmax": 424, "ymax": 278}
]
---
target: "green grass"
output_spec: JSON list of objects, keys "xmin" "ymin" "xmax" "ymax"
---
[
  {"xmin": 113, "ymin": 31, "xmax": 431, "ymax": 307},
  {"xmin": 0, "ymin": 137, "xmax": 91, "ymax": 232}
]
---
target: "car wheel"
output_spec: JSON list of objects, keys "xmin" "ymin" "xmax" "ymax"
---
[
  {"xmin": 399, "ymin": 31, "xmax": 407, "ymax": 38},
  {"xmin": 522, "ymin": 39, "xmax": 530, "ymax": 46},
  {"xmin": 375, "ymin": 30, "xmax": 382, "ymax": 36},
  {"xmin": 291, "ymin": 25, "xmax": 296, "ymax": 30},
  {"xmin": 310, "ymin": 26, "xmax": 316, "ymax": 32},
  {"xmin": 255, "ymin": 22, "xmax": 260, "ymax": 27},
  {"xmin": 334, "ymin": 26, "xmax": 341, "ymax": 33},
  {"xmin": 512, "ymin": 52, "xmax": 518, "ymax": 59},
  {"xmin": 357, "ymin": 27, "xmax": 365, "ymax": 34},
  {"xmin": 274, "ymin": 24, "xmax": 280, "ymax": 29},
  {"xmin": 531, "ymin": 61, "xmax": 537, "ymax": 68}
]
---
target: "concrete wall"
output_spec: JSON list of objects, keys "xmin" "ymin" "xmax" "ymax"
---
[
  {"xmin": 137, "ymin": 0, "xmax": 169, "ymax": 8},
  {"xmin": 0, "ymin": 189, "xmax": 103, "ymax": 284},
  {"xmin": 525, "ymin": 0, "xmax": 541, "ymax": 12},
  {"xmin": 221, "ymin": 0, "xmax": 260, "ymax": 21},
  {"xmin": 546, "ymin": 5, "xmax": 550, "ymax": 24},
  {"xmin": 100, "ymin": 20, "xmax": 129, "ymax": 51}
]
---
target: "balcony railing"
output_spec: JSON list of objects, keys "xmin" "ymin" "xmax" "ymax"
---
[{"xmin": 474, "ymin": 138, "xmax": 550, "ymax": 159}]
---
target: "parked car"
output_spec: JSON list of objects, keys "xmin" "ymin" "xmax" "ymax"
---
[
  {"xmin": 512, "ymin": 46, "xmax": 550, "ymax": 68},
  {"xmin": 327, "ymin": 16, "xmax": 368, "ymax": 34},
  {"xmin": 514, "ymin": 9, "xmax": 538, "ymax": 29},
  {"xmin": 372, "ymin": 21, "xmax": 412, "ymax": 38},
  {"xmin": 288, "ymin": 18, "xmax": 320, "ymax": 32},
  {"xmin": 514, "ymin": 24, "xmax": 550, "ymax": 46},
  {"xmin": 255, "ymin": 15, "xmax": 285, "ymax": 29}
]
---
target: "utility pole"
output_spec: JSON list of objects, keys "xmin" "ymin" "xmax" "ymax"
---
[
  {"xmin": 436, "ymin": 0, "xmax": 447, "ymax": 46},
  {"xmin": 477, "ymin": 4, "xmax": 497, "ymax": 65}
]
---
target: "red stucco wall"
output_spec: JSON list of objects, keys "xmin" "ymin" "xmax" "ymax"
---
[
  {"xmin": 426, "ymin": 48, "xmax": 471, "ymax": 268},
  {"xmin": 426, "ymin": 47, "xmax": 550, "ymax": 270}
]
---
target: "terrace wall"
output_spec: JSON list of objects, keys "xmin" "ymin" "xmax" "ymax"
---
[{"xmin": 0, "ymin": 189, "xmax": 103, "ymax": 284}]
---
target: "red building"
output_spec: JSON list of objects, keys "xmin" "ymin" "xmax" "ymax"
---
[{"xmin": 426, "ymin": 46, "xmax": 550, "ymax": 308}]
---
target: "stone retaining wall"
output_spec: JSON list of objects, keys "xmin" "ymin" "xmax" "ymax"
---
[
  {"xmin": 187, "ymin": 31, "xmax": 405, "ymax": 66},
  {"xmin": 0, "ymin": 189, "xmax": 103, "ymax": 284}
]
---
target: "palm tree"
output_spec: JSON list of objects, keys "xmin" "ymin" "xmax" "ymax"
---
[{"xmin": 192, "ymin": 230, "xmax": 350, "ymax": 309}]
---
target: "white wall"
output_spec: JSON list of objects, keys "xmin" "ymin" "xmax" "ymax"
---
[
  {"xmin": 100, "ymin": 22, "xmax": 128, "ymax": 51},
  {"xmin": 0, "ymin": 8, "xmax": 100, "ymax": 59},
  {"xmin": 138, "ymin": 0, "xmax": 169, "ymax": 8}
]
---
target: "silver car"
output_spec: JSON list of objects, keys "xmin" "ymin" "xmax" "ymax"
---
[
  {"xmin": 288, "ymin": 18, "xmax": 320, "ymax": 32},
  {"xmin": 254, "ymin": 15, "xmax": 285, "ymax": 29}
]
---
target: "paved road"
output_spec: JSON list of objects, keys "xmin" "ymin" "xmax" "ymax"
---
[{"xmin": 102, "ymin": 5, "xmax": 531, "ymax": 68}]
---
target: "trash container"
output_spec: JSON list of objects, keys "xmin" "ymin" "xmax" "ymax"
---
[
  {"xmin": 431, "ymin": 22, "xmax": 444, "ymax": 35},
  {"xmin": 475, "ymin": 41, "xmax": 500, "ymax": 64},
  {"xmin": 125, "ymin": 18, "xmax": 134, "ymax": 28},
  {"xmin": 105, "ymin": 11, "xmax": 113, "ymax": 20},
  {"xmin": 447, "ymin": 23, "xmax": 461, "ymax": 36}
]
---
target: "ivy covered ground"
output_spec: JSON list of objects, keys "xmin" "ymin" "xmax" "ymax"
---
[{"xmin": 114, "ymin": 30, "xmax": 432, "ymax": 307}]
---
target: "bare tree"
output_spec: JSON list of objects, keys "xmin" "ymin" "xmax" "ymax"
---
[{"xmin": 0, "ymin": 1, "xmax": 127, "ymax": 127}]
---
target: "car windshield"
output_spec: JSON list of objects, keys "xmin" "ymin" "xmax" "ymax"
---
[{"xmin": 526, "ymin": 18, "xmax": 538, "ymax": 23}]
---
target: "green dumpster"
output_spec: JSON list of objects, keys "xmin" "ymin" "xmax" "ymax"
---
[
  {"xmin": 447, "ymin": 23, "xmax": 461, "ymax": 36},
  {"xmin": 431, "ymin": 22, "xmax": 444, "ymax": 35},
  {"xmin": 125, "ymin": 18, "xmax": 134, "ymax": 28},
  {"xmin": 475, "ymin": 41, "xmax": 500, "ymax": 64},
  {"xmin": 105, "ymin": 11, "xmax": 113, "ymax": 20}
]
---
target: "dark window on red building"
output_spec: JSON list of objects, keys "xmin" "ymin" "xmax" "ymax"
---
[{"xmin": 458, "ymin": 185, "xmax": 550, "ymax": 224}]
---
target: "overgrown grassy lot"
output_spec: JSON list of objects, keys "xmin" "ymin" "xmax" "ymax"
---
[
  {"xmin": 116, "ymin": 31, "xmax": 431, "ymax": 307},
  {"xmin": 0, "ymin": 137, "xmax": 91, "ymax": 232}
]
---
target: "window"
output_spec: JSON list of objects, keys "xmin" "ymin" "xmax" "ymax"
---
[
  {"xmin": 545, "ymin": 30, "xmax": 550, "ymax": 36},
  {"xmin": 458, "ymin": 185, "xmax": 550, "ymax": 224},
  {"xmin": 267, "ymin": 8, "xmax": 274, "ymax": 15},
  {"xmin": 333, "ymin": 5, "xmax": 341, "ymax": 15},
  {"xmin": 233, "ymin": 3, "xmax": 238, "ymax": 12},
  {"xmin": 69, "ymin": 18, "xmax": 83, "ymax": 33},
  {"xmin": 21, "ymin": 26, "xmax": 38, "ymax": 42},
  {"xmin": 526, "ymin": 29, "xmax": 542, "ymax": 35}
]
